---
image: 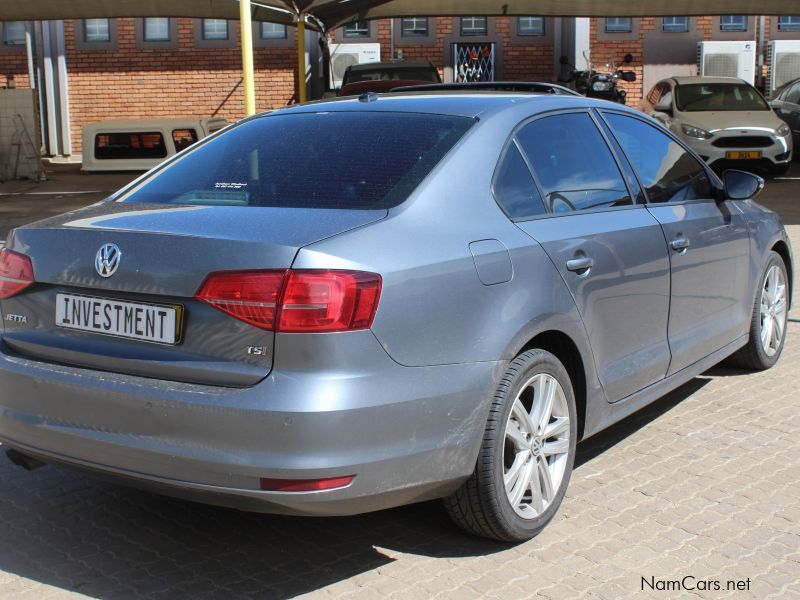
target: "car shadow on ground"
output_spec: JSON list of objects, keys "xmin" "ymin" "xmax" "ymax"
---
[{"xmin": 0, "ymin": 372, "xmax": 740, "ymax": 598}]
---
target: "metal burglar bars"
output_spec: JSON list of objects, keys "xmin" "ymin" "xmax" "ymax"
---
[{"xmin": 454, "ymin": 43, "xmax": 495, "ymax": 82}]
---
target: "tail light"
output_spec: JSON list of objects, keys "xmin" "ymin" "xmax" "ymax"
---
[
  {"xmin": 195, "ymin": 269, "xmax": 381, "ymax": 332},
  {"xmin": 0, "ymin": 249, "xmax": 34, "ymax": 300}
]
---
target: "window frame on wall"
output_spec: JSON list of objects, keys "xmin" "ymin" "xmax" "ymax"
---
[
  {"xmin": 260, "ymin": 22, "xmax": 287, "ymax": 39},
  {"xmin": 400, "ymin": 17, "xmax": 429, "ymax": 37},
  {"xmin": 778, "ymin": 16, "xmax": 800, "ymax": 32},
  {"xmin": 343, "ymin": 20, "xmax": 371, "ymax": 38},
  {"xmin": 719, "ymin": 15, "xmax": 747, "ymax": 32},
  {"xmin": 604, "ymin": 17, "xmax": 632, "ymax": 33},
  {"xmin": 662, "ymin": 17, "xmax": 690, "ymax": 33},
  {"xmin": 143, "ymin": 18, "xmax": 171, "ymax": 42},
  {"xmin": 202, "ymin": 19, "xmax": 229, "ymax": 40},
  {"xmin": 461, "ymin": 16, "xmax": 488, "ymax": 36},
  {"xmin": 2, "ymin": 21, "xmax": 26, "ymax": 45},
  {"xmin": 517, "ymin": 17, "xmax": 544, "ymax": 37},
  {"xmin": 84, "ymin": 18, "xmax": 111, "ymax": 43}
]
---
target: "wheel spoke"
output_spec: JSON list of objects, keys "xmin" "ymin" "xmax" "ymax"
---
[
  {"xmin": 768, "ymin": 268, "xmax": 779, "ymax": 303},
  {"xmin": 770, "ymin": 315, "xmax": 781, "ymax": 349},
  {"xmin": 538, "ymin": 456, "xmax": 554, "ymax": 502},
  {"xmin": 529, "ymin": 464, "xmax": 543, "ymax": 513},
  {"xmin": 543, "ymin": 438, "xmax": 569, "ymax": 456},
  {"xmin": 506, "ymin": 419, "xmax": 530, "ymax": 450},
  {"xmin": 544, "ymin": 416, "xmax": 569, "ymax": 439},
  {"xmin": 512, "ymin": 399, "xmax": 536, "ymax": 438},
  {"xmin": 504, "ymin": 450, "xmax": 530, "ymax": 494},
  {"xmin": 510, "ymin": 459, "xmax": 534, "ymax": 507},
  {"xmin": 537, "ymin": 376, "xmax": 556, "ymax": 433},
  {"xmin": 761, "ymin": 315, "xmax": 773, "ymax": 349}
]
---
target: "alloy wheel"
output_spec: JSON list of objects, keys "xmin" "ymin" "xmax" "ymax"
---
[{"xmin": 760, "ymin": 265, "xmax": 788, "ymax": 357}]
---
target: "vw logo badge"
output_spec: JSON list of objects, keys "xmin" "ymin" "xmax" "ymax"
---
[{"xmin": 95, "ymin": 243, "xmax": 122, "ymax": 278}]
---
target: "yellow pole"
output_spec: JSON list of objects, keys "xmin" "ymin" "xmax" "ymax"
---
[
  {"xmin": 297, "ymin": 16, "xmax": 307, "ymax": 103},
  {"xmin": 239, "ymin": 0, "xmax": 256, "ymax": 115}
]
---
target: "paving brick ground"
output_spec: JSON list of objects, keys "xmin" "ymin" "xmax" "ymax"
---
[{"xmin": 0, "ymin": 164, "xmax": 798, "ymax": 599}]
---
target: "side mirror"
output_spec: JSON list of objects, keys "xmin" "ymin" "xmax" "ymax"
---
[
  {"xmin": 654, "ymin": 96, "xmax": 672, "ymax": 114},
  {"xmin": 623, "ymin": 53, "xmax": 634, "ymax": 64},
  {"xmin": 620, "ymin": 70, "xmax": 637, "ymax": 82},
  {"xmin": 723, "ymin": 169, "xmax": 764, "ymax": 200}
]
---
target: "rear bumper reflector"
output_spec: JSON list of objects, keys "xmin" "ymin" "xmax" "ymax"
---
[{"xmin": 259, "ymin": 475, "xmax": 355, "ymax": 492}]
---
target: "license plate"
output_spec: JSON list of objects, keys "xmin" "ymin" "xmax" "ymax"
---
[
  {"xmin": 56, "ymin": 293, "xmax": 183, "ymax": 345},
  {"xmin": 725, "ymin": 151, "xmax": 762, "ymax": 160}
]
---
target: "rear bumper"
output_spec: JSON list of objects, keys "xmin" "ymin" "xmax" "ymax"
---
[{"xmin": 0, "ymin": 332, "xmax": 501, "ymax": 516}]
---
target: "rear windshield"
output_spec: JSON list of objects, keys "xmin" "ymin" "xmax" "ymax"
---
[
  {"xmin": 675, "ymin": 83, "xmax": 769, "ymax": 112},
  {"xmin": 95, "ymin": 132, "xmax": 167, "ymax": 160},
  {"xmin": 345, "ymin": 68, "xmax": 441, "ymax": 84},
  {"xmin": 119, "ymin": 111, "xmax": 473, "ymax": 210}
]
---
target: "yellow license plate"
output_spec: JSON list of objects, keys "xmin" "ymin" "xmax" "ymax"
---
[{"xmin": 725, "ymin": 151, "xmax": 762, "ymax": 160}]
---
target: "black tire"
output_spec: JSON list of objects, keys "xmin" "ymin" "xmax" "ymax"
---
[
  {"xmin": 444, "ymin": 349, "xmax": 577, "ymax": 542},
  {"xmin": 725, "ymin": 251, "xmax": 789, "ymax": 370}
]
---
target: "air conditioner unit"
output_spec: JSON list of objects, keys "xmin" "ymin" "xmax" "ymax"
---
[
  {"xmin": 697, "ymin": 41, "xmax": 756, "ymax": 84},
  {"xmin": 329, "ymin": 43, "xmax": 381, "ymax": 88},
  {"xmin": 767, "ymin": 40, "xmax": 800, "ymax": 94}
]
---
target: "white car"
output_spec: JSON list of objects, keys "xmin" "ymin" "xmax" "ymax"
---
[{"xmin": 642, "ymin": 76, "xmax": 792, "ymax": 174}]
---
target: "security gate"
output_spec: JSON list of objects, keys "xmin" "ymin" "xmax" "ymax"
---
[{"xmin": 453, "ymin": 43, "xmax": 496, "ymax": 82}]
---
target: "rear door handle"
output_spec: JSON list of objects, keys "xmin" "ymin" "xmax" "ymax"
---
[
  {"xmin": 671, "ymin": 237, "xmax": 690, "ymax": 252},
  {"xmin": 566, "ymin": 257, "xmax": 594, "ymax": 272}
]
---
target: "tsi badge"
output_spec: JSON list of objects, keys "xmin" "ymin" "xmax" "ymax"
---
[
  {"xmin": 247, "ymin": 346, "xmax": 268, "ymax": 356},
  {"xmin": 95, "ymin": 243, "xmax": 122, "ymax": 278},
  {"xmin": 5, "ymin": 314, "xmax": 28, "ymax": 324}
]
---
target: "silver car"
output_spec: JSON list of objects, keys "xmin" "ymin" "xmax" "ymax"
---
[
  {"xmin": 0, "ymin": 94, "xmax": 793, "ymax": 542},
  {"xmin": 642, "ymin": 76, "xmax": 793, "ymax": 174}
]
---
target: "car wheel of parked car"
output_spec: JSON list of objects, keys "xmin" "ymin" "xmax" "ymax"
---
[
  {"xmin": 726, "ymin": 251, "xmax": 789, "ymax": 370},
  {"xmin": 444, "ymin": 349, "xmax": 577, "ymax": 542}
]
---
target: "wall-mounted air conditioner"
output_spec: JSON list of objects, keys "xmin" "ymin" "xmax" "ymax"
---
[
  {"xmin": 329, "ymin": 43, "xmax": 381, "ymax": 88},
  {"xmin": 767, "ymin": 40, "xmax": 800, "ymax": 94},
  {"xmin": 697, "ymin": 41, "xmax": 756, "ymax": 84}
]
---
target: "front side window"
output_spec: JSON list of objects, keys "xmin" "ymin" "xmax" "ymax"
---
[
  {"xmin": 785, "ymin": 82, "xmax": 800, "ymax": 104},
  {"xmin": 172, "ymin": 129, "xmax": 199, "ymax": 152},
  {"xmin": 401, "ymin": 18, "xmax": 428, "ymax": 37},
  {"xmin": 2, "ymin": 21, "xmax": 26, "ymax": 45},
  {"xmin": 605, "ymin": 17, "xmax": 632, "ymax": 33},
  {"xmin": 144, "ymin": 18, "xmax": 170, "ymax": 41},
  {"xmin": 202, "ymin": 19, "xmax": 229, "ymax": 40},
  {"xmin": 84, "ymin": 19, "xmax": 111, "ymax": 42},
  {"xmin": 778, "ymin": 16, "xmax": 800, "ymax": 31},
  {"xmin": 260, "ymin": 22, "xmax": 287, "ymax": 39},
  {"xmin": 604, "ymin": 113, "xmax": 712, "ymax": 204},
  {"xmin": 119, "ymin": 112, "xmax": 475, "ymax": 210},
  {"xmin": 663, "ymin": 17, "xmax": 689, "ymax": 33},
  {"xmin": 720, "ymin": 16, "xmax": 747, "ymax": 31},
  {"xmin": 461, "ymin": 17, "xmax": 487, "ymax": 36},
  {"xmin": 493, "ymin": 143, "xmax": 546, "ymax": 219},
  {"xmin": 515, "ymin": 113, "xmax": 631, "ymax": 213},
  {"xmin": 675, "ymin": 83, "xmax": 769, "ymax": 112},
  {"xmin": 343, "ymin": 21, "xmax": 370, "ymax": 38},
  {"xmin": 95, "ymin": 132, "xmax": 167, "ymax": 160},
  {"xmin": 517, "ymin": 17, "xmax": 544, "ymax": 36}
]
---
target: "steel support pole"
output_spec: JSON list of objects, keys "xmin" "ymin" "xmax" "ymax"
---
[
  {"xmin": 239, "ymin": 0, "xmax": 256, "ymax": 115},
  {"xmin": 297, "ymin": 17, "xmax": 307, "ymax": 103}
]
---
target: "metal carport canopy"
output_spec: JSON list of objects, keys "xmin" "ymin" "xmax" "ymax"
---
[{"xmin": 3, "ymin": 0, "xmax": 800, "ymax": 31}]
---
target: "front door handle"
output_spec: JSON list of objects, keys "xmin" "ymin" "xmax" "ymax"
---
[
  {"xmin": 566, "ymin": 257, "xmax": 594, "ymax": 272},
  {"xmin": 671, "ymin": 237, "xmax": 690, "ymax": 252}
]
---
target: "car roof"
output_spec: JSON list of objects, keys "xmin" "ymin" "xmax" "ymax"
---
[
  {"xmin": 391, "ymin": 82, "xmax": 581, "ymax": 96},
  {"xmin": 346, "ymin": 61, "xmax": 435, "ymax": 72},
  {"xmin": 670, "ymin": 76, "xmax": 748, "ymax": 86},
  {"xmin": 265, "ymin": 92, "xmax": 630, "ymax": 119}
]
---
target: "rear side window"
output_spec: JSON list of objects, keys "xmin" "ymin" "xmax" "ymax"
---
[
  {"xmin": 515, "ymin": 113, "xmax": 631, "ymax": 213},
  {"xmin": 171, "ymin": 128, "xmax": 198, "ymax": 152},
  {"xmin": 493, "ymin": 143, "xmax": 546, "ymax": 219},
  {"xmin": 604, "ymin": 113, "xmax": 712, "ymax": 204},
  {"xmin": 121, "ymin": 112, "xmax": 474, "ymax": 209},
  {"xmin": 95, "ymin": 132, "xmax": 167, "ymax": 160}
]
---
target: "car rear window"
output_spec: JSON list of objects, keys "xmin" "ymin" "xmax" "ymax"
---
[
  {"xmin": 346, "ymin": 68, "xmax": 440, "ymax": 84},
  {"xmin": 95, "ymin": 132, "xmax": 167, "ymax": 160},
  {"xmin": 119, "ymin": 111, "xmax": 473, "ymax": 209}
]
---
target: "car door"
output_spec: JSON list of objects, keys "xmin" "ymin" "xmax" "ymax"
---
[
  {"xmin": 508, "ymin": 110, "xmax": 672, "ymax": 403},
  {"xmin": 774, "ymin": 81, "xmax": 800, "ymax": 145},
  {"xmin": 602, "ymin": 111, "xmax": 752, "ymax": 375}
]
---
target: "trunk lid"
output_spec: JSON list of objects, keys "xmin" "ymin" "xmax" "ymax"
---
[{"xmin": 1, "ymin": 202, "xmax": 385, "ymax": 386}]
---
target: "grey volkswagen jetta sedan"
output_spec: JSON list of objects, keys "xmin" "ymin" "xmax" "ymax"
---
[{"xmin": 0, "ymin": 93, "xmax": 792, "ymax": 542}]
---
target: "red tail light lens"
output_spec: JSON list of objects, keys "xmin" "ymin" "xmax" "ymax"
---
[
  {"xmin": 195, "ymin": 269, "xmax": 381, "ymax": 332},
  {"xmin": 278, "ymin": 270, "xmax": 381, "ymax": 332},
  {"xmin": 0, "ymin": 249, "xmax": 34, "ymax": 300},
  {"xmin": 195, "ymin": 270, "xmax": 287, "ymax": 329}
]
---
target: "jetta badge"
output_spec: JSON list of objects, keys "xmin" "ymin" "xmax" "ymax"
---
[{"xmin": 95, "ymin": 243, "xmax": 122, "ymax": 278}]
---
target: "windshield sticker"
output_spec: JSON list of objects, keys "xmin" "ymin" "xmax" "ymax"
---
[{"xmin": 214, "ymin": 182, "xmax": 248, "ymax": 190}]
